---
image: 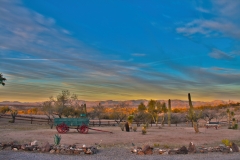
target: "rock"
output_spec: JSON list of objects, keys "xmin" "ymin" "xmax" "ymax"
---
[
  {"xmin": 12, "ymin": 148, "xmax": 18, "ymax": 151},
  {"xmin": 41, "ymin": 142, "xmax": 51, "ymax": 152},
  {"xmin": 85, "ymin": 148, "xmax": 92, "ymax": 154},
  {"xmin": 66, "ymin": 149, "xmax": 74, "ymax": 154},
  {"xmin": 142, "ymin": 145, "xmax": 153, "ymax": 154},
  {"xmin": 21, "ymin": 144, "xmax": 26, "ymax": 150},
  {"xmin": 159, "ymin": 149, "xmax": 166, "ymax": 154},
  {"xmin": 60, "ymin": 149, "xmax": 66, "ymax": 154},
  {"xmin": 176, "ymin": 146, "xmax": 188, "ymax": 154},
  {"xmin": 11, "ymin": 145, "xmax": 21, "ymax": 150},
  {"xmin": 26, "ymin": 146, "xmax": 34, "ymax": 151},
  {"xmin": 74, "ymin": 150, "xmax": 81, "ymax": 154},
  {"xmin": 50, "ymin": 149, "xmax": 55, "ymax": 154},
  {"xmin": 168, "ymin": 149, "xmax": 177, "ymax": 155},
  {"xmin": 131, "ymin": 148, "xmax": 137, "ymax": 153},
  {"xmin": 188, "ymin": 142, "xmax": 196, "ymax": 153},
  {"xmin": 137, "ymin": 151, "xmax": 145, "ymax": 155},
  {"xmin": 55, "ymin": 149, "xmax": 60, "ymax": 154},
  {"xmin": 231, "ymin": 143, "xmax": 239, "ymax": 152},
  {"xmin": 71, "ymin": 144, "xmax": 76, "ymax": 148},
  {"xmin": 222, "ymin": 147, "xmax": 231, "ymax": 154},
  {"xmin": 90, "ymin": 146, "xmax": 98, "ymax": 154},
  {"xmin": 31, "ymin": 140, "xmax": 38, "ymax": 146}
]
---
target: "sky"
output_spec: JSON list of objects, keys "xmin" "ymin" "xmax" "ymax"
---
[{"xmin": 0, "ymin": 0, "xmax": 240, "ymax": 102}]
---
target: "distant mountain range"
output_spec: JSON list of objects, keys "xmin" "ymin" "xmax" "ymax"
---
[{"xmin": 0, "ymin": 99, "xmax": 235, "ymax": 109}]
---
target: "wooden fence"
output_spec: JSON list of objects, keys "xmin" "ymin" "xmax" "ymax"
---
[
  {"xmin": 0, "ymin": 114, "xmax": 234, "ymax": 127},
  {"xmin": 0, "ymin": 114, "xmax": 120, "ymax": 126},
  {"xmin": 0, "ymin": 114, "xmax": 51, "ymax": 124}
]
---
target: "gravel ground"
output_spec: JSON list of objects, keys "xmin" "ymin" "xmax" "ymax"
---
[{"xmin": 1, "ymin": 147, "xmax": 240, "ymax": 160}]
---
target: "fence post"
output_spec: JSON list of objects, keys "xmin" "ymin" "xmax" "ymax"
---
[
  {"xmin": 31, "ymin": 117, "xmax": 33, "ymax": 124},
  {"xmin": 93, "ymin": 121, "xmax": 94, "ymax": 126},
  {"xmin": 108, "ymin": 121, "xmax": 110, "ymax": 126}
]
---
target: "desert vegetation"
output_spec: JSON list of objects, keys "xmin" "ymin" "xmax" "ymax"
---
[{"xmin": 1, "ymin": 91, "xmax": 239, "ymax": 133}]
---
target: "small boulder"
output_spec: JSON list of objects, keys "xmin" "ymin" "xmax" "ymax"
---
[
  {"xmin": 142, "ymin": 145, "xmax": 153, "ymax": 154},
  {"xmin": 176, "ymin": 146, "xmax": 188, "ymax": 154},
  {"xmin": 31, "ymin": 140, "xmax": 38, "ymax": 146},
  {"xmin": 90, "ymin": 146, "xmax": 98, "ymax": 154},
  {"xmin": 41, "ymin": 142, "xmax": 51, "ymax": 152},
  {"xmin": 137, "ymin": 151, "xmax": 145, "ymax": 155},
  {"xmin": 168, "ymin": 149, "xmax": 177, "ymax": 155},
  {"xmin": 50, "ymin": 149, "xmax": 55, "ymax": 154},
  {"xmin": 159, "ymin": 149, "xmax": 167, "ymax": 154},
  {"xmin": 231, "ymin": 143, "xmax": 239, "ymax": 152},
  {"xmin": 188, "ymin": 142, "xmax": 196, "ymax": 153},
  {"xmin": 73, "ymin": 150, "xmax": 81, "ymax": 154}
]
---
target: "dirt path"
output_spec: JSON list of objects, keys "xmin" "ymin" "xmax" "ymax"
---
[{"xmin": 0, "ymin": 118, "xmax": 239, "ymax": 148}]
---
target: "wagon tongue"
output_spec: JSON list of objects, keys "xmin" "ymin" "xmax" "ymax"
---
[{"xmin": 87, "ymin": 127, "xmax": 113, "ymax": 134}]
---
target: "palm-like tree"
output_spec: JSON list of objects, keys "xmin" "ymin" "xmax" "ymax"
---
[{"xmin": 0, "ymin": 73, "xmax": 6, "ymax": 86}]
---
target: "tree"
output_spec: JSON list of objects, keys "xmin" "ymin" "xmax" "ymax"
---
[
  {"xmin": 0, "ymin": 73, "xmax": 6, "ymax": 86},
  {"xmin": 111, "ymin": 103, "xmax": 128, "ymax": 124},
  {"xmin": 91, "ymin": 103, "xmax": 105, "ymax": 126},
  {"xmin": 0, "ymin": 106, "xmax": 10, "ymax": 115},
  {"xmin": 146, "ymin": 100, "xmax": 167, "ymax": 126},
  {"xmin": 159, "ymin": 102, "xmax": 167, "ymax": 127},
  {"xmin": 138, "ymin": 102, "xmax": 147, "ymax": 112},
  {"xmin": 30, "ymin": 107, "xmax": 38, "ymax": 115},
  {"xmin": 171, "ymin": 113, "xmax": 185, "ymax": 126},
  {"xmin": 215, "ymin": 111, "xmax": 226, "ymax": 122},
  {"xmin": 51, "ymin": 90, "xmax": 78, "ymax": 118},
  {"xmin": 202, "ymin": 110, "xmax": 216, "ymax": 122},
  {"xmin": 63, "ymin": 107, "xmax": 75, "ymax": 118},
  {"xmin": 10, "ymin": 110, "xmax": 18, "ymax": 123},
  {"xmin": 41, "ymin": 100, "xmax": 55, "ymax": 128}
]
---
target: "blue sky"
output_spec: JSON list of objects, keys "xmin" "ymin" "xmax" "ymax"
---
[{"xmin": 0, "ymin": 0, "xmax": 240, "ymax": 102}]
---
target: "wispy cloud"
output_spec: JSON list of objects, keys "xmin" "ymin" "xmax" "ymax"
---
[
  {"xmin": 176, "ymin": 1, "xmax": 240, "ymax": 39},
  {"xmin": 131, "ymin": 53, "xmax": 146, "ymax": 57},
  {"xmin": 196, "ymin": 7, "xmax": 209, "ymax": 13},
  {"xmin": 209, "ymin": 49, "xmax": 233, "ymax": 60}
]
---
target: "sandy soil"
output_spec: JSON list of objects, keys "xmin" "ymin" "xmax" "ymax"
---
[{"xmin": 0, "ymin": 117, "xmax": 240, "ymax": 149}]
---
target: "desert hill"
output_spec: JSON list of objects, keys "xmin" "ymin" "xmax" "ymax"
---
[{"xmin": 0, "ymin": 99, "xmax": 234, "ymax": 109}]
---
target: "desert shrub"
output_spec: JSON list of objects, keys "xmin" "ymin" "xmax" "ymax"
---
[
  {"xmin": 222, "ymin": 139, "xmax": 232, "ymax": 147},
  {"xmin": 142, "ymin": 124, "xmax": 147, "ymax": 135},
  {"xmin": 163, "ymin": 144, "xmax": 170, "ymax": 149},
  {"xmin": 233, "ymin": 124, "xmax": 238, "ymax": 130},
  {"xmin": 133, "ymin": 126, "xmax": 137, "ymax": 132},
  {"xmin": 153, "ymin": 143, "xmax": 160, "ymax": 148},
  {"xmin": 119, "ymin": 122, "xmax": 125, "ymax": 131}
]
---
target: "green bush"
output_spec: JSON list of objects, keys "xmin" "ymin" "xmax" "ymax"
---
[
  {"xmin": 222, "ymin": 139, "xmax": 231, "ymax": 147},
  {"xmin": 233, "ymin": 124, "xmax": 238, "ymax": 130},
  {"xmin": 142, "ymin": 124, "xmax": 147, "ymax": 135}
]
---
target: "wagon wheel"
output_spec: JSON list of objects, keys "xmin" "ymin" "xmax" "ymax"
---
[
  {"xmin": 56, "ymin": 125, "xmax": 63, "ymax": 133},
  {"xmin": 77, "ymin": 125, "xmax": 88, "ymax": 134},
  {"xmin": 56, "ymin": 123, "xmax": 69, "ymax": 133}
]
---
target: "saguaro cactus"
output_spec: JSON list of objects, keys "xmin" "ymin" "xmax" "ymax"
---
[
  {"xmin": 168, "ymin": 99, "xmax": 171, "ymax": 127},
  {"xmin": 187, "ymin": 93, "xmax": 200, "ymax": 133}
]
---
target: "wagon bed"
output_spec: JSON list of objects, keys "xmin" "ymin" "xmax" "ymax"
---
[{"xmin": 54, "ymin": 115, "xmax": 90, "ymax": 134}]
